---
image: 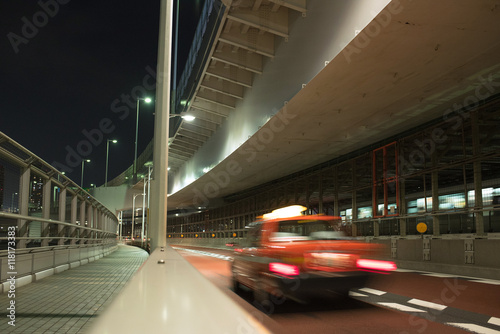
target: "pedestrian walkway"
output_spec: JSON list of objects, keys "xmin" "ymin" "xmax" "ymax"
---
[{"xmin": 0, "ymin": 244, "xmax": 149, "ymax": 334}]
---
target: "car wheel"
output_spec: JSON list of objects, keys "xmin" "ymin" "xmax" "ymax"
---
[
  {"xmin": 232, "ymin": 272, "xmax": 242, "ymax": 293},
  {"xmin": 253, "ymin": 278, "xmax": 274, "ymax": 313}
]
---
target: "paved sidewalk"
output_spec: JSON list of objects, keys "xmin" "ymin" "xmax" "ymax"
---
[{"xmin": 0, "ymin": 245, "xmax": 149, "ymax": 334}]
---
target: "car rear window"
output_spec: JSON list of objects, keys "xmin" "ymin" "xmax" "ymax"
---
[{"xmin": 270, "ymin": 220, "xmax": 346, "ymax": 241}]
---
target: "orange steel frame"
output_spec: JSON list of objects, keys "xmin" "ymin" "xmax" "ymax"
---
[{"xmin": 372, "ymin": 142, "xmax": 399, "ymax": 218}]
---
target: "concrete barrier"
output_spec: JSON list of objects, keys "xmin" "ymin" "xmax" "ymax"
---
[{"xmin": 0, "ymin": 243, "xmax": 118, "ymax": 293}]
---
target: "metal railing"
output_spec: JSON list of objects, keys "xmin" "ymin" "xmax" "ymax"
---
[{"xmin": 0, "ymin": 131, "xmax": 118, "ymax": 255}]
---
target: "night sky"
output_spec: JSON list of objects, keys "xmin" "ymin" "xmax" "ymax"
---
[{"xmin": 0, "ymin": 0, "xmax": 204, "ymax": 187}]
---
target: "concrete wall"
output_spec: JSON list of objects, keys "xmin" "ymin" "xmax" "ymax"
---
[
  {"xmin": 90, "ymin": 185, "xmax": 144, "ymax": 213},
  {"xmin": 0, "ymin": 243, "xmax": 118, "ymax": 293}
]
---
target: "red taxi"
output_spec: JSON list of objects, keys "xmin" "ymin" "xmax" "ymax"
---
[{"xmin": 231, "ymin": 206, "xmax": 396, "ymax": 304}]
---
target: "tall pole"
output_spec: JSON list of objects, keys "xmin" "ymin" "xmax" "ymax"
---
[
  {"xmin": 118, "ymin": 211, "xmax": 122, "ymax": 241},
  {"xmin": 106, "ymin": 139, "xmax": 117, "ymax": 187},
  {"xmin": 134, "ymin": 99, "xmax": 140, "ymax": 183},
  {"xmin": 141, "ymin": 177, "xmax": 146, "ymax": 248},
  {"xmin": 172, "ymin": 0, "xmax": 179, "ymax": 110},
  {"xmin": 150, "ymin": 0, "xmax": 173, "ymax": 251},
  {"xmin": 132, "ymin": 196, "xmax": 136, "ymax": 240},
  {"xmin": 81, "ymin": 159, "xmax": 90, "ymax": 188},
  {"xmin": 106, "ymin": 140, "xmax": 110, "ymax": 187},
  {"xmin": 81, "ymin": 161, "xmax": 85, "ymax": 188}
]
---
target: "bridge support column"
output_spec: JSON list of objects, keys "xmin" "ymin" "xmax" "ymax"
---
[
  {"xmin": 471, "ymin": 111, "xmax": 485, "ymax": 236},
  {"xmin": 71, "ymin": 195, "xmax": 77, "ymax": 245},
  {"xmin": 58, "ymin": 188, "xmax": 67, "ymax": 245},
  {"xmin": 17, "ymin": 167, "xmax": 30, "ymax": 249},
  {"xmin": 41, "ymin": 179, "xmax": 52, "ymax": 246},
  {"xmin": 150, "ymin": 0, "xmax": 173, "ymax": 251}
]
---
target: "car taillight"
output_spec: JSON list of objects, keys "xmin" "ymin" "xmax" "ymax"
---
[
  {"xmin": 356, "ymin": 259, "xmax": 397, "ymax": 271},
  {"xmin": 269, "ymin": 262, "xmax": 300, "ymax": 276}
]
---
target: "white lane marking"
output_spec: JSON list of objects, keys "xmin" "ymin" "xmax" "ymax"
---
[
  {"xmin": 408, "ymin": 298, "xmax": 447, "ymax": 311},
  {"xmin": 446, "ymin": 323, "xmax": 500, "ymax": 334},
  {"xmin": 394, "ymin": 269, "xmax": 416, "ymax": 273},
  {"xmin": 349, "ymin": 291, "xmax": 368, "ymax": 297},
  {"xmin": 378, "ymin": 302, "xmax": 426, "ymax": 313},
  {"xmin": 421, "ymin": 273, "xmax": 458, "ymax": 278},
  {"xmin": 173, "ymin": 248, "xmax": 232, "ymax": 261},
  {"xmin": 489, "ymin": 317, "xmax": 500, "ymax": 327},
  {"xmin": 469, "ymin": 279, "xmax": 500, "ymax": 286},
  {"xmin": 359, "ymin": 287, "xmax": 387, "ymax": 296}
]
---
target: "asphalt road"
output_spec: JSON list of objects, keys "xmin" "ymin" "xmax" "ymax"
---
[{"xmin": 172, "ymin": 245, "xmax": 500, "ymax": 334}]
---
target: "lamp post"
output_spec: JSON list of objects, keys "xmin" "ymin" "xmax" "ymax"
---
[
  {"xmin": 134, "ymin": 97, "xmax": 152, "ymax": 183},
  {"xmin": 169, "ymin": 112, "xmax": 195, "ymax": 121},
  {"xmin": 105, "ymin": 139, "xmax": 118, "ymax": 187},
  {"xmin": 80, "ymin": 159, "xmax": 90, "ymax": 188},
  {"xmin": 132, "ymin": 193, "xmax": 145, "ymax": 241}
]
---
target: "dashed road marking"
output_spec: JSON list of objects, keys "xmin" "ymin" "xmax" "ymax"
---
[
  {"xmin": 408, "ymin": 298, "xmax": 447, "ymax": 311},
  {"xmin": 446, "ymin": 323, "xmax": 500, "ymax": 334},
  {"xmin": 358, "ymin": 287, "xmax": 386, "ymax": 296},
  {"xmin": 348, "ymin": 291, "xmax": 368, "ymax": 297},
  {"xmin": 489, "ymin": 317, "xmax": 500, "ymax": 327},
  {"xmin": 378, "ymin": 302, "xmax": 426, "ymax": 313}
]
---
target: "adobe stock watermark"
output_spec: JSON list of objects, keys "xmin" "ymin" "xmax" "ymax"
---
[
  {"xmin": 51, "ymin": 65, "xmax": 159, "ymax": 175},
  {"xmin": 7, "ymin": 0, "xmax": 71, "ymax": 54},
  {"xmin": 342, "ymin": 0, "xmax": 405, "ymax": 64},
  {"xmin": 386, "ymin": 73, "xmax": 500, "ymax": 189},
  {"xmin": 191, "ymin": 106, "xmax": 298, "ymax": 208},
  {"xmin": 399, "ymin": 277, "xmax": 467, "ymax": 334}
]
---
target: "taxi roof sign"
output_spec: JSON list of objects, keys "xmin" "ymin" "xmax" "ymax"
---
[{"xmin": 262, "ymin": 205, "xmax": 307, "ymax": 219}]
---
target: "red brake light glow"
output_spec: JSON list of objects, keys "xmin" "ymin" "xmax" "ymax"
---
[
  {"xmin": 269, "ymin": 262, "xmax": 300, "ymax": 276},
  {"xmin": 356, "ymin": 259, "xmax": 397, "ymax": 271}
]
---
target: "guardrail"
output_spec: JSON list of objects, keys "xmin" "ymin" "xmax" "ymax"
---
[
  {"xmin": 88, "ymin": 245, "xmax": 272, "ymax": 334},
  {"xmin": 0, "ymin": 131, "xmax": 118, "ymax": 284}
]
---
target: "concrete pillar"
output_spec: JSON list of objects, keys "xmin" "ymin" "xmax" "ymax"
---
[
  {"xmin": 93, "ymin": 207, "xmax": 98, "ymax": 241},
  {"xmin": 431, "ymin": 150, "xmax": 440, "ymax": 236},
  {"xmin": 17, "ymin": 167, "xmax": 30, "ymax": 249},
  {"xmin": 318, "ymin": 173, "xmax": 324, "ymax": 214},
  {"xmin": 374, "ymin": 218, "xmax": 380, "ymax": 237},
  {"xmin": 333, "ymin": 167, "xmax": 339, "ymax": 216},
  {"xmin": 80, "ymin": 201, "xmax": 86, "ymax": 244},
  {"xmin": 351, "ymin": 162, "xmax": 357, "ymax": 237},
  {"xmin": 41, "ymin": 178, "xmax": 52, "ymax": 246},
  {"xmin": 87, "ymin": 204, "xmax": 93, "ymax": 242},
  {"xmin": 150, "ymin": 0, "xmax": 173, "ymax": 251},
  {"xmin": 471, "ymin": 111, "xmax": 484, "ymax": 235},
  {"xmin": 71, "ymin": 195, "xmax": 77, "ymax": 245},
  {"xmin": 58, "ymin": 188, "xmax": 67, "ymax": 245},
  {"xmin": 399, "ymin": 177, "xmax": 407, "ymax": 237}
]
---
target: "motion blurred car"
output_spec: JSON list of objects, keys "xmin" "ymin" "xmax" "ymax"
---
[{"xmin": 231, "ymin": 205, "xmax": 396, "ymax": 304}]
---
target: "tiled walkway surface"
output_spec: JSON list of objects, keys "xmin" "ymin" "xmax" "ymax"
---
[{"xmin": 0, "ymin": 245, "xmax": 149, "ymax": 334}]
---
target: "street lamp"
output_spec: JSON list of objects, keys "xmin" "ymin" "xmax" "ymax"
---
[
  {"xmin": 134, "ymin": 97, "xmax": 152, "ymax": 183},
  {"xmin": 81, "ymin": 159, "xmax": 91, "ymax": 188},
  {"xmin": 131, "ymin": 193, "xmax": 145, "ymax": 241},
  {"xmin": 105, "ymin": 139, "xmax": 118, "ymax": 187},
  {"xmin": 169, "ymin": 112, "xmax": 195, "ymax": 121}
]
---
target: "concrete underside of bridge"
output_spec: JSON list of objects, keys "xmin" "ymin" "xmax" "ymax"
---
[{"xmin": 166, "ymin": 0, "xmax": 500, "ymax": 210}]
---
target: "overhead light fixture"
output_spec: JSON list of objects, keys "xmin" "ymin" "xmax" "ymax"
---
[{"xmin": 181, "ymin": 115, "xmax": 195, "ymax": 121}]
